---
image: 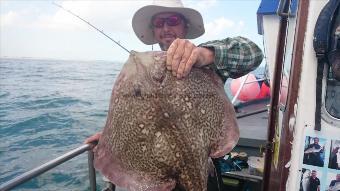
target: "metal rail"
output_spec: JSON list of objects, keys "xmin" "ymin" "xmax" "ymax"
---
[
  {"xmin": 0, "ymin": 144, "xmax": 97, "ymax": 191},
  {"xmin": 236, "ymin": 108, "xmax": 268, "ymax": 119}
]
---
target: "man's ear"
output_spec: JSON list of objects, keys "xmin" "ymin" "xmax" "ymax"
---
[{"xmin": 184, "ymin": 23, "xmax": 189, "ymax": 37}]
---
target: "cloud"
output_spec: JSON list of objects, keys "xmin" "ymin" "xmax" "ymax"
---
[
  {"xmin": 0, "ymin": 10, "xmax": 32, "ymax": 28},
  {"xmin": 185, "ymin": 0, "xmax": 217, "ymax": 12},
  {"xmin": 34, "ymin": 7, "xmax": 86, "ymax": 30},
  {"xmin": 0, "ymin": 11, "xmax": 17, "ymax": 27},
  {"xmin": 49, "ymin": 1, "xmax": 144, "ymax": 32},
  {"xmin": 1, "ymin": 0, "xmax": 223, "ymax": 36},
  {"xmin": 1, "ymin": 1, "xmax": 152, "ymax": 33},
  {"xmin": 204, "ymin": 17, "xmax": 244, "ymax": 39},
  {"xmin": 0, "ymin": 4, "xmax": 77, "ymax": 29}
]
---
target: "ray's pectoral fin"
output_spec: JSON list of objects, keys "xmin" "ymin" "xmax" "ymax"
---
[
  {"xmin": 176, "ymin": 167, "xmax": 207, "ymax": 191},
  {"xmin": 210, "ymin": 110, "xmax": 240, "ymax": 158}
]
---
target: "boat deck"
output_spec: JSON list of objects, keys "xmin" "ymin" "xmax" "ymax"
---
[
  {"xmin": 234, "ymin": 98, "xmax": 269, "ymax": 155},
  {"xmin": 238, "ymin": 110, "xmax": 268, "ymax": 141}
]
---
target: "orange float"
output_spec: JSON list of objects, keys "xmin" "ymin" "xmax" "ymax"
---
[{"xmin": 230, "ymin": 74, "xmax": 261, "ymax": 102}]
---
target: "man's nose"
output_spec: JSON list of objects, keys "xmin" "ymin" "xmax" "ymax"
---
[{"xmin": 162, "ymin": 23, "xmax": 170, "ymax": 31}]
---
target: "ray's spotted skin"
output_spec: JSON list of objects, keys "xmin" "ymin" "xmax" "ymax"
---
[{"xmin": 94, "ymin": 51, "xmax": 239, "ymax": 191}]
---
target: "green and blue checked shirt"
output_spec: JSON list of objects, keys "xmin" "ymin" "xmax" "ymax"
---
[{"xmin": 199, "ymin": 36, "xmax": 263, "ymax": 82}]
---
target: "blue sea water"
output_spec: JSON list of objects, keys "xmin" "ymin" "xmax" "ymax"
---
[
  {"xmin": 0, "ymin": 57, "xmax": 265, "ymax": 191},
  {"xmin": 0, "ymin": 58, "xmax": 123, "ymax": 190}
]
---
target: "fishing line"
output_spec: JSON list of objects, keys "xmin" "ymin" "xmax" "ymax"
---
[{"xmin": 52, "ymin": 2, "xmax": 131, "ymax": 54}]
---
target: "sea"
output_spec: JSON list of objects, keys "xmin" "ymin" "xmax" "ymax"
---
[
  {"xmin": 0, "ymin": 57, "xmax": 265, "ymax": 191},
  {"xmin": 0, "ymin": 58, "xmax": 123, "ymax": 191}
]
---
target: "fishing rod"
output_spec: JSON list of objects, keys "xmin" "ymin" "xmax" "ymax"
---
[{"xmin": 52, "ymin": 2, "xmax": 131, "ymax": 54}]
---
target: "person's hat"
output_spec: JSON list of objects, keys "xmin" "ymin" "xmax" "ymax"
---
[{"xmin": 132, "ymin": 0, "xmax": 205, "ymax": 45}]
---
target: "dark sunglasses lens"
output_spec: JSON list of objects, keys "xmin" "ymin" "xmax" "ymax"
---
[
  {"xmin": 166, "ymin": 16, "xmax": 181, "ymax": 26},
  {"xmin": 152, "ymin": 15, "xmax": 182, "ymax": 28},
  {"xmin": 152, "ymin": 18, "xmax": 165, "ymax": 28}
]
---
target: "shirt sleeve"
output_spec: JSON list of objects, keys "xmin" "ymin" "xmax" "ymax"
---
[{"xmin": 198, "ymin": 36, "xmax": 263, "ymax": 82}]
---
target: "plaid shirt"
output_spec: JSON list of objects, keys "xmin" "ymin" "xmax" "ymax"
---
[{"xmin": 199, "ymin": 36, "xmax": 263, "ymax": 82}]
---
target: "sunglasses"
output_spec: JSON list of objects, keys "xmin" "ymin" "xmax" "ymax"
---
[{"xmin": 151, "ymin": 15, "xmax": 183, "ymax": 28}]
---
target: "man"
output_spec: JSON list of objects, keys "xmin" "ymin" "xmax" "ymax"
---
[
  {"xmin": 308, "ymin": 170, "xmax": 320, "ymax": 191},
  {"xmin": 329, "ymin": 147, "xmax": 340, "ymax": 170},
  {"xmin": 304, "ymin": 137, "xmax": 324, "ymax": 167},
  {"xmin": 86, "ymin": 0, "xmax": 263, "ymax": 189},
  {"xmin": 328, "ymin": 174, "xmax": 340, "ymax": 191},
  {"xmin": 131, "ymin": 0, "xmax": 262, "ymax": 82}
]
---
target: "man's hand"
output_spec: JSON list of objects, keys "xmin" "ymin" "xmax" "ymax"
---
[
  {"xmin": 84, "ymin": 131, "xmax": 102, "ymax": 148},
  {"xmin": 166, "ymin": 38, "xmax": 214, "ymax": 79}
]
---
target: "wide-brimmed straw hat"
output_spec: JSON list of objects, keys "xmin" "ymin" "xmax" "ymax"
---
[{"xmin": 132, "ymin": 0, "xmax": 205, "ymax": 45}]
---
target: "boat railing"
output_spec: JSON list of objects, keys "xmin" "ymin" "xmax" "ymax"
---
[{"xmin": 0, "ymin": 143, "xmax": 98, "ymax": 191}]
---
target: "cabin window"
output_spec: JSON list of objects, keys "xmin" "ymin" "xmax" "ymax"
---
[
  {"xmin": 325, "ymin": 52, "xmax": 340, "ymax": 119},
  {"xmin": 325, "ymin": 27, "xmax": 340, "ymax": 119}
]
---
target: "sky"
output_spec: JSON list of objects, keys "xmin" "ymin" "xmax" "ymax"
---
[{"xmin": 0, "ymin": 0, "xmax": 263, "ymax": 62}]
